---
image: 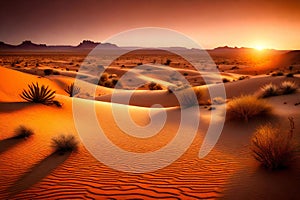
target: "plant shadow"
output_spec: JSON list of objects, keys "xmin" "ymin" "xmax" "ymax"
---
[
  {"xmin": 0, "ymin": 138, "xmax": 25, "ymax": 154},
  {"xmin": 0, "ymin": 102, "xmax": 33, "ymax": 113},
  {"xmin": 7, "ymin": 151, "xmax": 71, "ymax": 197}
]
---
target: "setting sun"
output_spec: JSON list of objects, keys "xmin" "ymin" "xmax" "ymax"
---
[{"xmin": 254, "ymin": 45, "xmax": 265, "ymax": 51}]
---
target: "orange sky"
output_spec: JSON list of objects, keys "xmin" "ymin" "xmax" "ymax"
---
[{"xmin": 0, "ymin": 0, "xmax": 299, "ymax": 49}]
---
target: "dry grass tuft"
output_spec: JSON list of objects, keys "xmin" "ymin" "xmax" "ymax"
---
[
  {"xmin": 280, "ymin": 81, "xmax": 298, "ymax": 95},
  {"xmin": 148, "ymin": 82, "xmax": 163, "ymax": 90},
  {"xmin": 51, "ymin": 134, "xmax": 78, "ymax": 153},
  {"xmin": 259, "ymin": 83, "xmax": 279, "ymax": 98},
  {"xmin": 13, "ymin": 125, "xmax": 34, "ymax": 139},
  {"xmin": 177, "ymin": 87, "xmax": 202, "ymax": 108},
  {"xmin": 227, "ymin": 95, "xmax": 272, "ymax": 122},
  {"xmin": 251, "ymin": 117, "xmax": 296, "ymax": 170}
]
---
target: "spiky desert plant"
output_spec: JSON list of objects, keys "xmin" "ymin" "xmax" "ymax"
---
[
  {"xmin": 280, "ymin": 81, "xmax": 298, "ymax": 95},
  {"xmin": 259, "ymin": 83, "xmax": 279, "ymax": 98},
  {"xmin": 64, "ymin": 83, "xmax": 81, "ymax": 97},
  {"xmin": 51, "ymin": 134, "xmax": 78, "ymax": 153},
  {"xmin": 251, "ymin": 117, "xmax": 296, "ymax": 170},
  {"xmin": 20, "ymin": 82, "xmax": 55, "ymax": 104},
  {"xmin": 227, "ymin": 95, "xmax": 272, "ymax": 122},
  {"xmin": 177, "ymin": 87, "xmax": 202, "ymax": 108},
  {"xmin": 13, "ymin": 125, "xmax": 34, "ymax": 139}
]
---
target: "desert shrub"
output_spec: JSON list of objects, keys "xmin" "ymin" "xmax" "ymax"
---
[
  {"xmin": 211, "ymin": 97, "xmax": 226, "ymax": 105},
  {"xmin": 251, "ymin": 118, "xmax": 296, "ymax": 170},
  {"xmin": 109, "ymin": 74, "xmax": 118, "ymax": 78},
  {"xmin": 51, "ymin": 134, "xmax": 78, "ymax": 153},
  {"xmin": 231, "ymin": 66, "xmax": 239, "ymax": 70},
  {"xmin": 164, "ymin": 59, "xmax": 171, "ymax": 65},
  {"xmin": 178, "ymin": 87, "xmax": 202, "ymax": 108},
  {"xmin": 222, "ymin": 78, "xmax": 230, "ymax": 83},
  {"xmin": 98, "ymin": 73, "xmax": 120, "ymax": 88},
  {"xmin": 53, "ymin": 71, "xmax": 60, "ymax": 75},
  {"xmin": 280, "ymin": 81, "xmax": 298, "ymax": 94},
  {"xmin": 64, "ymin": 83, "xmax": 81, "ymax": 97},
  {"xmin": 111, "ymin": 78, "xmax": 119, "ymax": 86},
  {"xmin": 13, "ymin": 125, "xmax": 34, "ymax": 139},
  {"xmin": 44, "ymin": 69, "xmax": 53, "ymax": 75},
  {"xmin": 238, "ymin": 76, "xmax": 249, "ymax": 80},
  {"xmin": 271, "ymin": 71, "xmax": 284, "ymax": 76},
  {"xmin": 102, "ymin": 80, "xmax": 114, "ymax": 88},
  {"xmin": 286, "ymin": 73, "xmax": 294, "ymax": 78},
  {"xmin": 167, "ymin": 83, "xmax": 189, "ymax": 93},
  {"xmin": 227, "ymin": 95, "xmax": 272, "ymax": 122},
  {"xmin": 100, "ymin": 73, "xmax": 109, "ymax": 83},
  {"xmin": 148, "ymin": 82, "xmax": 162, "ymax": 90},
  {"xmin": 20, "ymin": 82, "xmax": 55, "ymax": 104},
  {"xmin": 259, "ymin": 83, "xmax": 279, "ymax": 98}
]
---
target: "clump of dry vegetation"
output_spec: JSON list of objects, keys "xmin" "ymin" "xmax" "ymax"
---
[
  {"xmin": 286, "ymin": 73, "xmax": 294, "ymax": 78},
  {"xmin": 251, "ymin": 117, "xmax": 297, "ymax": 170},
  {"xmin": 64, "ymin": 82, "xmax": 81, "ymax": 97},
  {"xmin": 148, "ymin": 82, "xmax": 162, "ymax": 90},
  {"xmin": 222, "ymin": 78, "xmax": 230, "ymax": 83},
  {"xmin": 20, "ymin": 82, "xmax": 55, "ymax": 104},
  {"xmin": 227, "ymin": 95, "xmax": 272, "ymax": 122},
  {"xmin": 98, "ymin": 73, "xmax": 120, "ymax": 88},
  {"xmin": 280, "ymin": 81, "xmax": 298, "ymax": 94},
  {"xmin": 13, "ymin": 125, "xmax": 34, "ymax": 139},
  {"xmin": 271, "ymin": 71, "xmax": 284, "ymax": 76},
  {"xmin": 43, "ymin": 69, "xmax": 53, "ymax": 76},
  {"xmin": 167, "ymin": 83, "xmax": 189, "ymax": 93},
  {"xmin": 210, "ymin": 97, "xmax": 227, "ymax": 105},
  {"xmin": 259, "ymin": 83, "xmax": 279, "ymax": 98},
  {"xmin": 259, "ymin": 81, "xmax": 298, "ymax": 98},
  {"xmin": 51, "ymin": 134, "xmax": 78, "ymax": 153},
  {"xmin": 178, "ymin": 87, "xmax": 202, "ymax": 108}
]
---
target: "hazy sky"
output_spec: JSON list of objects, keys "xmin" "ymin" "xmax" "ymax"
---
[{"xmin": 0, "ymin": 0, "xmax": 299, "ymax": 49}]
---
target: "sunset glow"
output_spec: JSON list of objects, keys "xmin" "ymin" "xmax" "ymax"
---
[
  {"xmin": 254, "ymin": 45, "xmax": 266, "ymax": 51},
  {"xmin": 0, "ymin": 0, "xmax": 299, "ymax": 49}
]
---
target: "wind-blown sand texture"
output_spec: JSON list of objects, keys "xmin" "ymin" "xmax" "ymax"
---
[{"xmin": 0, "ymin": 49, "xmax": 300, "ymax": 199}]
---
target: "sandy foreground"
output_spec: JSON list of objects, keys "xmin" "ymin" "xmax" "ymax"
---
[{"xmin": 0, "ymin": 66, "xmax": 300, "ymax": 199}]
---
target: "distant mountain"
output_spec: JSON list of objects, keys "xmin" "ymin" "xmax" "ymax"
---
[
  {"xmin": 0, "ymin": 41, "xmax": 15, "ymax": 49},
  {"xmin": 17, "ymin": 40, "xmax": 47, "ymax": 49},
  {"xmin": 212, "ymin": 46, "xmax": 252, "ymax": 51},
  {"xmin": 76, "ymin": 40, "xmax": 100, "ymax": 48},
  {"xmin": 0, "ymin": 40, "xmax": 119, "ymax": 51}
]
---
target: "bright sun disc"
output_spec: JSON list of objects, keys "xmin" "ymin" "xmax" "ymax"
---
[{"xmin": 254, "ymin": 45, "xmax": 265, "ymax": 51}]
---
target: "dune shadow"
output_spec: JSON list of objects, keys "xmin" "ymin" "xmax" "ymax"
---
[
  {"xmin": 0, "ymin": 102, "xmax": 33, "ymax": 113},
  {"xmin": 0, "ymin": 138, "xmax": 25, "ymax": 154},
  {"xmin": 223, "ymin": 161, "xmax": 300, "ymax": 199},
  {"xmin": 7, "ymin": 151, "xmax": 71, "ymax": 197}
]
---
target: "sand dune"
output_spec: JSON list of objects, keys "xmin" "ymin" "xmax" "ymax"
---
[{"xmin": 0, "ymin": 66, "xmax": 300, "ymax": 199}]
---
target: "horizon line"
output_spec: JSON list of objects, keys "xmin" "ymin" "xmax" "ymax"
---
[{"xmin": 0, "ymin": 40, "xmax": 297, "ymax": 51}]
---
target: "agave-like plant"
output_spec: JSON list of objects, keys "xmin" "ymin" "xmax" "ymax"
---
[
  {"xmin": 20, "ymin": 82, "xmax": 55, "ymax": 104},
  {"xmin": 64, "ymin": 83, "xmax": 80, "ymax": 97}
]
